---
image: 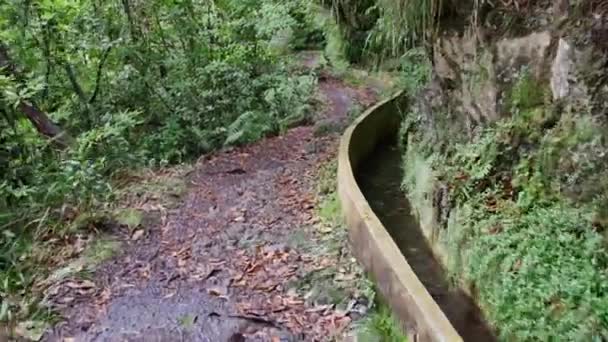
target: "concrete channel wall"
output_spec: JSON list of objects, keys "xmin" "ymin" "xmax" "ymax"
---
[{"xmin": 337, "ymin": 92, "xmax": 463, "ymax": 342}]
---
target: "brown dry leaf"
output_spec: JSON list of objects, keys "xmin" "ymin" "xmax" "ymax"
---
[
  {"xmin": 63, "ymin": 281, "xmax": 78, "ymax": 290},
  {"xmin": 305, "ymin": 216, "xmax": 320, "ymax": 225},
  {"xmin": 131, "ymin": 229, "xmax": 145, "ymax": 241},
  {"xmin": 232, "ymin": 278, "xmax": 247, "ymax": 287},
  {"xmin": 191, "ymin": 265, "xmax": 222, "ymax": 281},
  {"xmin": 255, "ymin": 279, "xmax": 278, "ymax": 292},
  {"xmin": 488, "ymin": 225, "xmax": 502, "ymax": 235},
  {"xmin": 284, "ymin": 296, "xmax": 304, "ymax": 306},
  {"xmin": 318, "ymin": 225, "xmax": 333, "ymax": 234},
  {"xmin": 513, "ymin": 259, "xmax": 523, "ymax": 271},
  {"xmin": 245, "ymin": 261, "xmax": 263, "ymax": 274},
  {"xmin": 96, "ymin": 287, "xmax": 112, "ymax": 306},
  {"xmin": 177, "ymin": 258, "xmax": 188, "ymax": 268},
  {"xmin": 290, "ymin": 314, "xmax": 305, "ymax": 330},
  {"xmin": 335, "ymin": 272, "xmax": 355, "ymax": 282},
  {"xmin": 208, "ymin": 286, "xmax": 228, "ymax": 298},
  {"xmin": 275, "ymin": 265, "xmax": 296, "ymax": 278},
  {"xmin": 66, "ymin": 279, "xmax": 96, "ymax": 289},
  {"xmin": 237, "ymin": 303, "xmax": 266, "ymax": 318},
  {"xmin": 137, "ymin": 264, "xmax": 151, "ymax": 279},
  {"xmin": 306, "ymin": 305, "xmax": 331, "ymax": 313},
  {"xmin": 334, "ymin": 315, "xmax": 352, "ymax": 334},
  {"xmin": 173, "ymin": 246, "xmax": 191, "ymax": 259},
  {"xmin": 58, "ymin": 296, "xmax": 75, "ymax": 304}
]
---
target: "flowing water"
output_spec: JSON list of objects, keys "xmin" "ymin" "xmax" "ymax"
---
[{"xmin": 356, "ymin": 143, "xmax": 496, "ymax": 341}]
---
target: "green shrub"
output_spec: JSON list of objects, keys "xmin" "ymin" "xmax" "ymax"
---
[
  {"xmin": 396, "ymin": 48, "xmax": 432, "ymax": 95},
  {"xmin": 400, "ymin": 66, "xmax": 608, "ymax": 340},
  {"xmin": 461, "ymin": 202, "xmax": 608, "ymax": 340},
  {"xmin": 0, "ymin": 0, "xmax": 319, "ymax": 326},
  {"xmin": 403, "ymin": 111, "xmax": 608, "ymax": 339},
  {"xmin": 357, "ymin": 305, "xmax": 408, "ymax": 342}
]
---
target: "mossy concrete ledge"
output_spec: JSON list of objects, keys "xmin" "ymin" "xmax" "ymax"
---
[{"xmin": 337, "ymin": 92, "xmax": 463, "ymax": 342}]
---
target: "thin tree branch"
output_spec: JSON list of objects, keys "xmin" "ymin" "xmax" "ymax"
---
[
  {"xmin": 121, "ymin": 0, "xmax": 139, "ymax": 41},
  {"xmin": 89, "ymin": 46, "xmax": 112, "ymax": 104},
  {"xmin": 0, "ymin": 42, "xmax": 71, "ymax": 147},
  {"xmin": 63, "ymin": 63, "xmax": 88, "ymax": 105}
]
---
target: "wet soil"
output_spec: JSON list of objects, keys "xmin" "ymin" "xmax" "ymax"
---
[
  {"xmin": 44, "ymin": 77, "xmax": 377, "ymax": 342},
  {"xmin": 356, "ymin": 144, "xmax": 497, "ymax": 342}
]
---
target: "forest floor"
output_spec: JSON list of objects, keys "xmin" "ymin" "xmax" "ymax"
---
[{"xmin": 42, "ymin": 64, "xmax": 384, "ymax": 341}]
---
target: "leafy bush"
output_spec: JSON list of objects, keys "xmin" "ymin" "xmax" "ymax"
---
[
  {"xmin": 0, "ymin": 0, "xmax": 320, "ymax": 325},
  {"xmin": 320, "ymin": 0, "xmax": 462, "ymax": 62},
  {"xmin": 396, "ymin": 48, "xmax": 431, "ymax": 94},
  {"xmin": 460, "ymin": 202, "xmax": 608, "ymax": 340},
  {"xmin": 357, "ymin": 304, "xmax": 408, "ymax": 342}
]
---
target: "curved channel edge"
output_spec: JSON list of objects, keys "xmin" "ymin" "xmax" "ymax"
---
[{"xmin": 337, "ymin": 91, "xmax": 463, "ymax": 342}]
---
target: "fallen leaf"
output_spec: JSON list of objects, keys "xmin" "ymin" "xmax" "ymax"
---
[
  {"xmin": 65, "ymin": 279, "xmax": 96, "ymax": 289},
  {"xmin": 335, "ymin": 272, "xmax": 355, "ymax": 282},
  {"xmin": 192, "ymin": 265, "xmax": 222, "ymax": 281},
  {"xmin": 307, "ymin": 305, "xmax": 331, "ymax": 313},
  {"xmin": 131, "ymin": 229, "xmax": 145, "ymax": 241},
  {"xmin": 208, "ymin": 286, "xmax": 228, "ymax": 298},
  {"xmin": 58, "ymin": 296, "xmax": 74, "ymax": 304},
  {"xmin": 513, "ymin": 259, "xmax": 522, "ymax": 271},
  {"xmin": 80, "ymin": 279, "xmax": 96, "ymax": 289},
  {"xmin": 15, "ymin": 320, "xmax": 47, "ymax": 341},
  {"xmin": 114, "ymin": 208, "xmax": 143, "ymax": 229},
  {"xmin": 318, "ymin": 225, "xmax": 333, "ymax": 234}
]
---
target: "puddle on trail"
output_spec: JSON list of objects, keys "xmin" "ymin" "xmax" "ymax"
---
[{"xmin": 356, "ymin": 144, "xmax": 496, "ymax": 341}]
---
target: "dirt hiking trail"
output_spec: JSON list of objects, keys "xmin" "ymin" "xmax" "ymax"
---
[{"xmin": 44, "ymin": 74, "xmax": 379, "ymax": 342}]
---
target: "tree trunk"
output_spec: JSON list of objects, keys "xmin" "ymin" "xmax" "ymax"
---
[
  {"xmin": 18, "ymin": 102, "xmax": 69, "ymax": 144},
  {"xmin": 0, "ymin": 42, "xmax": 71, "ymax": 147}
]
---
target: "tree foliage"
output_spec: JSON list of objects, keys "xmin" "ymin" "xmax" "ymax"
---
[{"xmin": 0, "ymin": 0, "xmax": 319, "ymax": 323}]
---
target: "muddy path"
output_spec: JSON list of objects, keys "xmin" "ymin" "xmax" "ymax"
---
[{"xmin": 45, "ymin": 75, "xmax": 378, "ymax": 342}]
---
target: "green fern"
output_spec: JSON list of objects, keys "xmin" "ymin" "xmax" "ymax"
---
[{"xmin": 224, "ymin": 111, "xmax": 274, "ymax": 146}]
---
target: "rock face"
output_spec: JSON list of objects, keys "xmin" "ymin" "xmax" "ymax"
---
[
  {"xmin": 550, "ymin": 38, "xmax": 573, "ymax": 100},
  {"xmin": 416, "ymin": 25, "xmax": 608, "ymax": 233},
  {"xmin": 433, "ymin": 30, "xmax": 556, "ymax": 127}
]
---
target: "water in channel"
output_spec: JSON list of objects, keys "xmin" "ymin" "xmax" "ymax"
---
[{"xmin": 355, "ymin": 143, "xmax": 496, "ymax": 341}]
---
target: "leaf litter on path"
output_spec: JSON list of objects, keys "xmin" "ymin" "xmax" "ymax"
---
[{"xmin": 45, "ymin": 77, "xmax": 379, "ymax": 341}]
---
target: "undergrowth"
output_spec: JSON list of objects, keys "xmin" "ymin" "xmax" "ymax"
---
[
  {"xmin": 318, "ymin": 0, "xmax": 497, "ymax": 63},
  {"xmin": 401, "ymin": 69, "xmax": 608, "ymax": 340},
  {"xmin": 0, "ymin": 0, "xmax": 324, "ymax": 332},
  {"xmin": 357, "ymin": 305, "xmax": 408, "ymax": 342}
]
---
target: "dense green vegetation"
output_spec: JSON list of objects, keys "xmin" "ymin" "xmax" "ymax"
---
[
  {"xmin": 0, "ymin": 1, "xmax": 409, "ymax": 339},
  {"xmin": 0, "ymin": 0, "xmax": 325, "ymax": 325},
  {"xmin": 324, "ymin": 0, "xmax": 608, "ymax": 339},
  {"xmin": 5, "ymin": 0, "xmax": 606, "ymax": 340},
  {"xmin": 392, "ymin": 7, "xmax": 608, "ymax": 342},
  {"xmin": 402, "ymin": 69, "xmax": 608, "ymax": 339},
  {"xmin": 318, "ymin": 0, "xmax": 499, "ymax": 63}
]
